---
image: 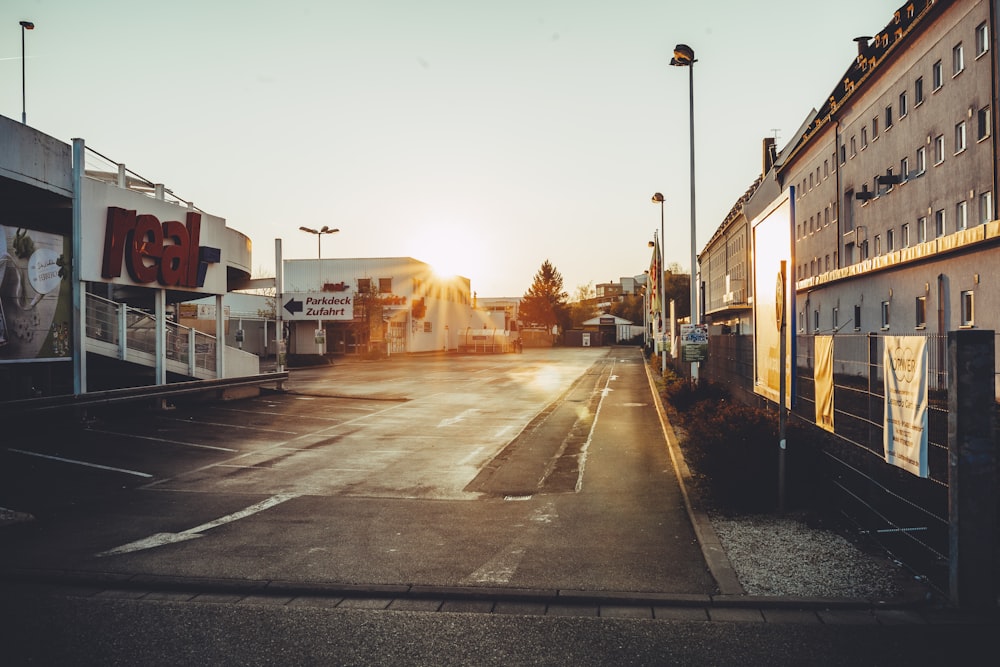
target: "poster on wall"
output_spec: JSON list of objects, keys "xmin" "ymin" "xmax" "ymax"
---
[
  {"xmin": 751, "ymin": 189, "xmax": 795, "ymax": 407},
  {"xmin": 680, "ymin": 324, "xmax": 708, "ymax": 362},
  {"xmin": 0, "ymin": 225, "xmax": 72, "ymax": 362},
  {"xmin": 814, "ymin": 335, "xmax": 835, "ymax": 432},
  {"xmin": 883, "ymin": 336, "xmax": 929, "ymax": 478}
]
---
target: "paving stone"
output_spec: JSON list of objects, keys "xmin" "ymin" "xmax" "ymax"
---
[
  {"xmin": 599, "ymin": 605, "xmax": 653, "ymax": 619},
  {"xmin": 493, "ymin": 601, "xmax": 548, "ymax": 616},
  {"xmin": 546, "ymin": 603, "xmax": 599, "ymax": 617},
  {"xmin": 708, "ymin": 608, "xmax": 765, "ymax": 623},
  {"xmin": 287, "ymin": 596, "xmax": 346, "ymax": 608},
  {"xmin": 440, "ymin": 600, "xmax": 495, "ymax": 614},
  {"xmin": 237, "ymin": 594, "xmax": 293, "ymax": 606},
  {"xmin": 191, "ymin": 593, "xmax": 244, "ymax": 604},
  {"xmin": 653, "ymin": 606, "xmax": 710, "ymax": 621},
  {"xmin": 335, "ymin": 597, "xmax": 393, "ymax": 610},
  {"xmin": 388, "ymin": 598, "xmax": 443, "ymax": 612},
  {"xmin": 142, "ymin": 591, "xmax": 197, "ymax": 602}
]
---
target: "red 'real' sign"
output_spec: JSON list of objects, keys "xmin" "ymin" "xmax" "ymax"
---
[{"xmin": 101, "ymin": 207, "xmax": 219, "ymax": 288}]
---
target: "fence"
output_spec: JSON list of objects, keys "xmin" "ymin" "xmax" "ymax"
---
[{"xmin": 692, "ymin": 331, "xmax": 996, "ymax": 600}]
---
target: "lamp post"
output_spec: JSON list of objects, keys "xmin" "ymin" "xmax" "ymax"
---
[
  {"xmin": 670, "ymin": 43, "xmax": 698, "ymax": 382},
  {"xmin": 651, "ymin": 193, "xmax": 666, "ymax": 373},
  {"xmin": 299, "ymin": 225, "xmax": 339, "ymax": 355},
  {"xmin": 19, "ymin": 20, "xmax": 34, "ymax": 125}
]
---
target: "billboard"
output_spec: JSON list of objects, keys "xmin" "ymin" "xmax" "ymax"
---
[
  {"xmin": 751, "ymin": 189, "xmax": 795, "ymax": 406},
  {"xmin": 883, "ymin": 336, "xmax": 929, "ymax": 478},
  {"xmin": 0, "ymin": 225, "xmax": 73, "ymax": 362}
]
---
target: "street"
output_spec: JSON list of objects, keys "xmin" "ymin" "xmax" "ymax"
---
[{"xmin": 0, "ymin": 347, "xmax": 993, "ymax": 664}]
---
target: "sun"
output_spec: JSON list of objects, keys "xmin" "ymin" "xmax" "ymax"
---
[{"xmin": 411, "ymin": 224, "xmax": 471, "ymax": 279}]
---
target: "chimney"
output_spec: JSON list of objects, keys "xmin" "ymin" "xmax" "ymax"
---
[
  {"xmin": 762, "ymin": 137, "xmax": 777, "ymax": 175},
  {"xmin": 854, "ymin": 36, "xmax": 871, "ymax": 56}
]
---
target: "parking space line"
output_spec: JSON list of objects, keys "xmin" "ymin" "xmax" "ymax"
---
[
  {"xmin": 158, "ymin": 417, "xmax": 298, "ymax": 435},
  {"xmin": 8, "ymin": 448, "xmax": 152, "ymax": 478},
  {"xmin": 87, "ymin": 429, "xmax": 237, "ymax": 452}
]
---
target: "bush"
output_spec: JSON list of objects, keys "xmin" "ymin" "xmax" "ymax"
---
[{"xmin": 664, "ymin": 379, "xmax": 819, "ymax": 514}]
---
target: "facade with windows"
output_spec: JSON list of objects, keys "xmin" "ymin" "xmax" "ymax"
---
[{"xmin": 773, "ymin": 0, "xmax": 997, "ymax": 339}]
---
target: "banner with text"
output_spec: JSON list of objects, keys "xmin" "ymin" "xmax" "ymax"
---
[{"xmin": 883, "ymin": 335, "xmax": 929, "ymax": 478}]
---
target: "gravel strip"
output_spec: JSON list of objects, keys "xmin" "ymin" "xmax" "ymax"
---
[{"xmin": 710, "ymin": 513, "xmax": 907, "ymax": 599}]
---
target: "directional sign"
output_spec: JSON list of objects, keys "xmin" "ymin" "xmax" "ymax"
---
[{"xmin": 281, "ymin": 292, "xmax": 354, "ymax": 321}]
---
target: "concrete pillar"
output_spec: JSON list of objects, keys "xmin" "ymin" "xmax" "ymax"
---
[{"xmin": 948, "ymin": 329, "xmax": 997, "ymax": 610}]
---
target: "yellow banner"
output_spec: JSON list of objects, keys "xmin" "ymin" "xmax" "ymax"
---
[{"xmin": 814, "ymin": 336, "xmax": 835, "ymax": 432}]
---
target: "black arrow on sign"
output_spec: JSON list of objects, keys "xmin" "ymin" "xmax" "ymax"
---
[{"xmin": 283, "ymin": 298, "xmax": 303, "ymax": 315}]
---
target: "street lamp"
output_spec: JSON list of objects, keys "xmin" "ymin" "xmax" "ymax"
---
[
  {"xmin": 670, "ymin": 43, "xmax": 699, "ymax": 382},
  {"xmin": 19, "ymin": 20, "xmax": 34, "ymax": 125},
  {"xmin": 651, "ymin": 193, "xmax": 666, "ymax": 373},
  {"xmin": 299, "ymin": 225, "xmax": 339, "ymax": 354}
]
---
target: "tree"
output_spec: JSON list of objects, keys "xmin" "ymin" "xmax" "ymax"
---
[
  {"xmin": 610, "ymin": 294, "xmax": 644, "ymax": 325},
  {"xmin": 520, "ymin": 260, "xmax": 571, "ymax": 333},
  {"xmin": 569, "ymin": 282, "xmax": 599, "ymax": 328},
  {"xmin": 662, "ymin": 263, "xmax": 691, "ymax": 319}
]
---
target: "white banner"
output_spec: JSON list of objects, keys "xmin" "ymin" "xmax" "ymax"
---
[{"xmin": 883, "ymin": 336, "xmax": 929, "ymax": 478}]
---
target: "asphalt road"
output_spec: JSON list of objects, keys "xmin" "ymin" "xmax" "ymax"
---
[{"xmin": 1, "ymin": 347, "xmax": 993, "ymax": 664}]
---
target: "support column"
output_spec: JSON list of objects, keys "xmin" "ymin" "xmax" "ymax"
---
[{"xmin": 948, "ymin": 329, "xmax": 997, "ymax": 610}]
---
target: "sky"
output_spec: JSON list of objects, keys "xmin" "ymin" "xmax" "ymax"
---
[{"xmin": 2, "ymin": 0, "xmax": 905, "ymax": 298}]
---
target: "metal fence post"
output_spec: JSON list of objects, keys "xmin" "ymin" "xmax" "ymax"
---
[{"xmin": 947, "ymin": 329, "xmax": 997, "ymax": 610}]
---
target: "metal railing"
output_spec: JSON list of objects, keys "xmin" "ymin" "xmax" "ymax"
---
[{"xmin": 86, "ymin": 293, "xmax": 217, "ymax": 376}]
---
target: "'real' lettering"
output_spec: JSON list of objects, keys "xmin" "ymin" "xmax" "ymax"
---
[{"xmin": 101, "ymin": 207, "xmax": 219, "ymax": 288}]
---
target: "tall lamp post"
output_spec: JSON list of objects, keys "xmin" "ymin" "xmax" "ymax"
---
[
  {"xmin": 670, "ymin": 43, "xmax": 698, "ymax": 382},
  {"xmin": 651, "ymin": 193, "xmax": 666, "ymax": 373},
  {"xmin": 299, "ymin": 225, "xmax": 339, "ymax": 355},
  {"xmin": 20, "ymin": 20, "xmax": 34, "ymax": 125}
]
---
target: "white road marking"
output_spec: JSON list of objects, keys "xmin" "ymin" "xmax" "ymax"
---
[
  {"xmin": 576, "ymin": 360, "xmax": 617, "ymax": 493},
  {"xmin": 437, "ymin": 409, "xmax": 479, "ymax": 428},
  {"xmin": 461, "ymin": 546, "xmax": 526, "ymax": 585},
  {"xmin": 456, "ymin": 446, "xmax": 484, "ymax": 466},
  {"xmin": 160, "ymin": 417, "xmax": 297, "ymax": 435},
  {"xmin": 97, "ymin": 492, "xmax": 299, "ymax": 557},
  {"xmin": 86, "ymin": 429, "xmax": 236, "ymax": 453},
  {"xmin": 8, "ymin": 448, "xmax": 152, "ymax": 478}
]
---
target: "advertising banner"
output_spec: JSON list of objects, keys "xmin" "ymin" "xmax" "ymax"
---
[
  {"xmin": 680, "ymin": 324, "xmax": 708, "ymax": 362},
  {"xmin": 751, "ymin": 190, "xmax": 795, "ymax": 407},
  {"xmin": 883, "ymin": 335, "xmax": 929, "ymax": 478},
  {"xmin": 814, "ymin": 335, "xmax": 835, "ymax": 432},
  {"xmin": 0, "ymin": 225, "xmax": 72, "ymax": 362}
]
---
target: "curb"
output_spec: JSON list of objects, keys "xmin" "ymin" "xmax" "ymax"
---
[{"xmin": 643, "ymin": 360, "xmax": 745, "ymax": 596}]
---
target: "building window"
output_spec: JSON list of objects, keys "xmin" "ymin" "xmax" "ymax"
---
[
  {"xmin": 918, "ymin": 216, "xmax": 927, "ymax": 243},
  {"xmin": 915, "ymin": 76, "xmax": 924, "ymax": 104},
  {"xmin": 916, "ymin": 146, "xmax": 926, "ymax": 173},
  {"xmin": 854, "ymin": 304, "xmax": 862, "ymax": 331},
  {"xmin": 961, "ymin": 290, "xmax": 974, "ymax": 327},
  {"xmin": 881, "ymin": 301, "xmax": 890, "ymax": 329},
  {"xmin": 887, "ymin": 228, "xmax": 895, "ymax": 252},
  {"xmin": 357, "ymin": 278, "xmax": 372, "ymax": 293},
  {"xmin": 900, "ymin": 156, "xmax": 909, "ymax": 182},
  {"xmin": 899, "ymin": 91, "xmax": 908, "ymax": 117},
  {"xmin": 840, "ymin": 144, "xmax": 847, "ymax": 165},
  {"xmin": 933, "ymin": 60, "xmax": 943, "ymax": 89},
  {"xmin": 861, "ymin": 126, "xmax": 868, "ymax": 148},
  {"xmin": 915, "ymin": 296, "xmax": 927, "ymax": 329},
  {"xmin": 423, "ymin": 321, "xmax": 433, "ymax": 333},
  {"xmin": 885, "ymin": 105, "xmax": 893, "ymax": 129},
  {"xmin": 955, "ymin": 121, "xmax": 967, "ymax": 153},
  {"xmin": 902, "ymin": 223, "xmax": 910, "ymax": 247},
  {"xmin": 825, "ymin": 254, "xmax": 830, "ymax": 271},
  {"xmin": 813, "ymin": 310, "xmax": 820, "ymax": 331},
  {"xmin": 977, "ymin": 106, "xmax": 991, "ymax": 141},
  {"xmin": 379, "ymin": 277, "xmax": 392, "ymax": 293},
  {"xmin": 953, "ymin": 43, "xmax": 965, "ymax": 75},
  {"xmin": 832, "ymin": 307, "xmax": 839, "ymax": 330},
  {"xmin": 957, "ymin": 201, "xmax": 968, "ymax": 230},
  {"xmin": 980, "ymin": 191, "xmax": 993, "ymax": 224},
  {"xmin": 850, "ymin": 136, "xmax": 857, "ymax": 157},
  {"xmin": 872, "ymin": 116, "xmax": 879, "ymax": 139},
  {"xmin": 977, "ymin": 22, "xmax": 990, "ymax": 57},
  {"xmin": 874, "ymin": 234, "xmax": 882, "ymax": 256},
  {"xmin": 824, "ymin": 159, "xmax": 829, "ymax": 177},
  {"xmin": 935, "ymin": 209, "xmax": 946, "ymax": 237},
  {"xmin": 934, "ymin": 134, "xmax": 945, "ymax": 164}
]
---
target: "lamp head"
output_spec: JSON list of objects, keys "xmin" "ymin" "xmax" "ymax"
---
[
  {"xmin": 20, "ymin": 21, "xmax": 34, "ymax": 30},
  {"xmin": 651, "ymin": 192, "xmax": 664, "ymax": 204},
  {"xmin": 670, "ymin": 44, "xmax": 694, "ymax": 66}
]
